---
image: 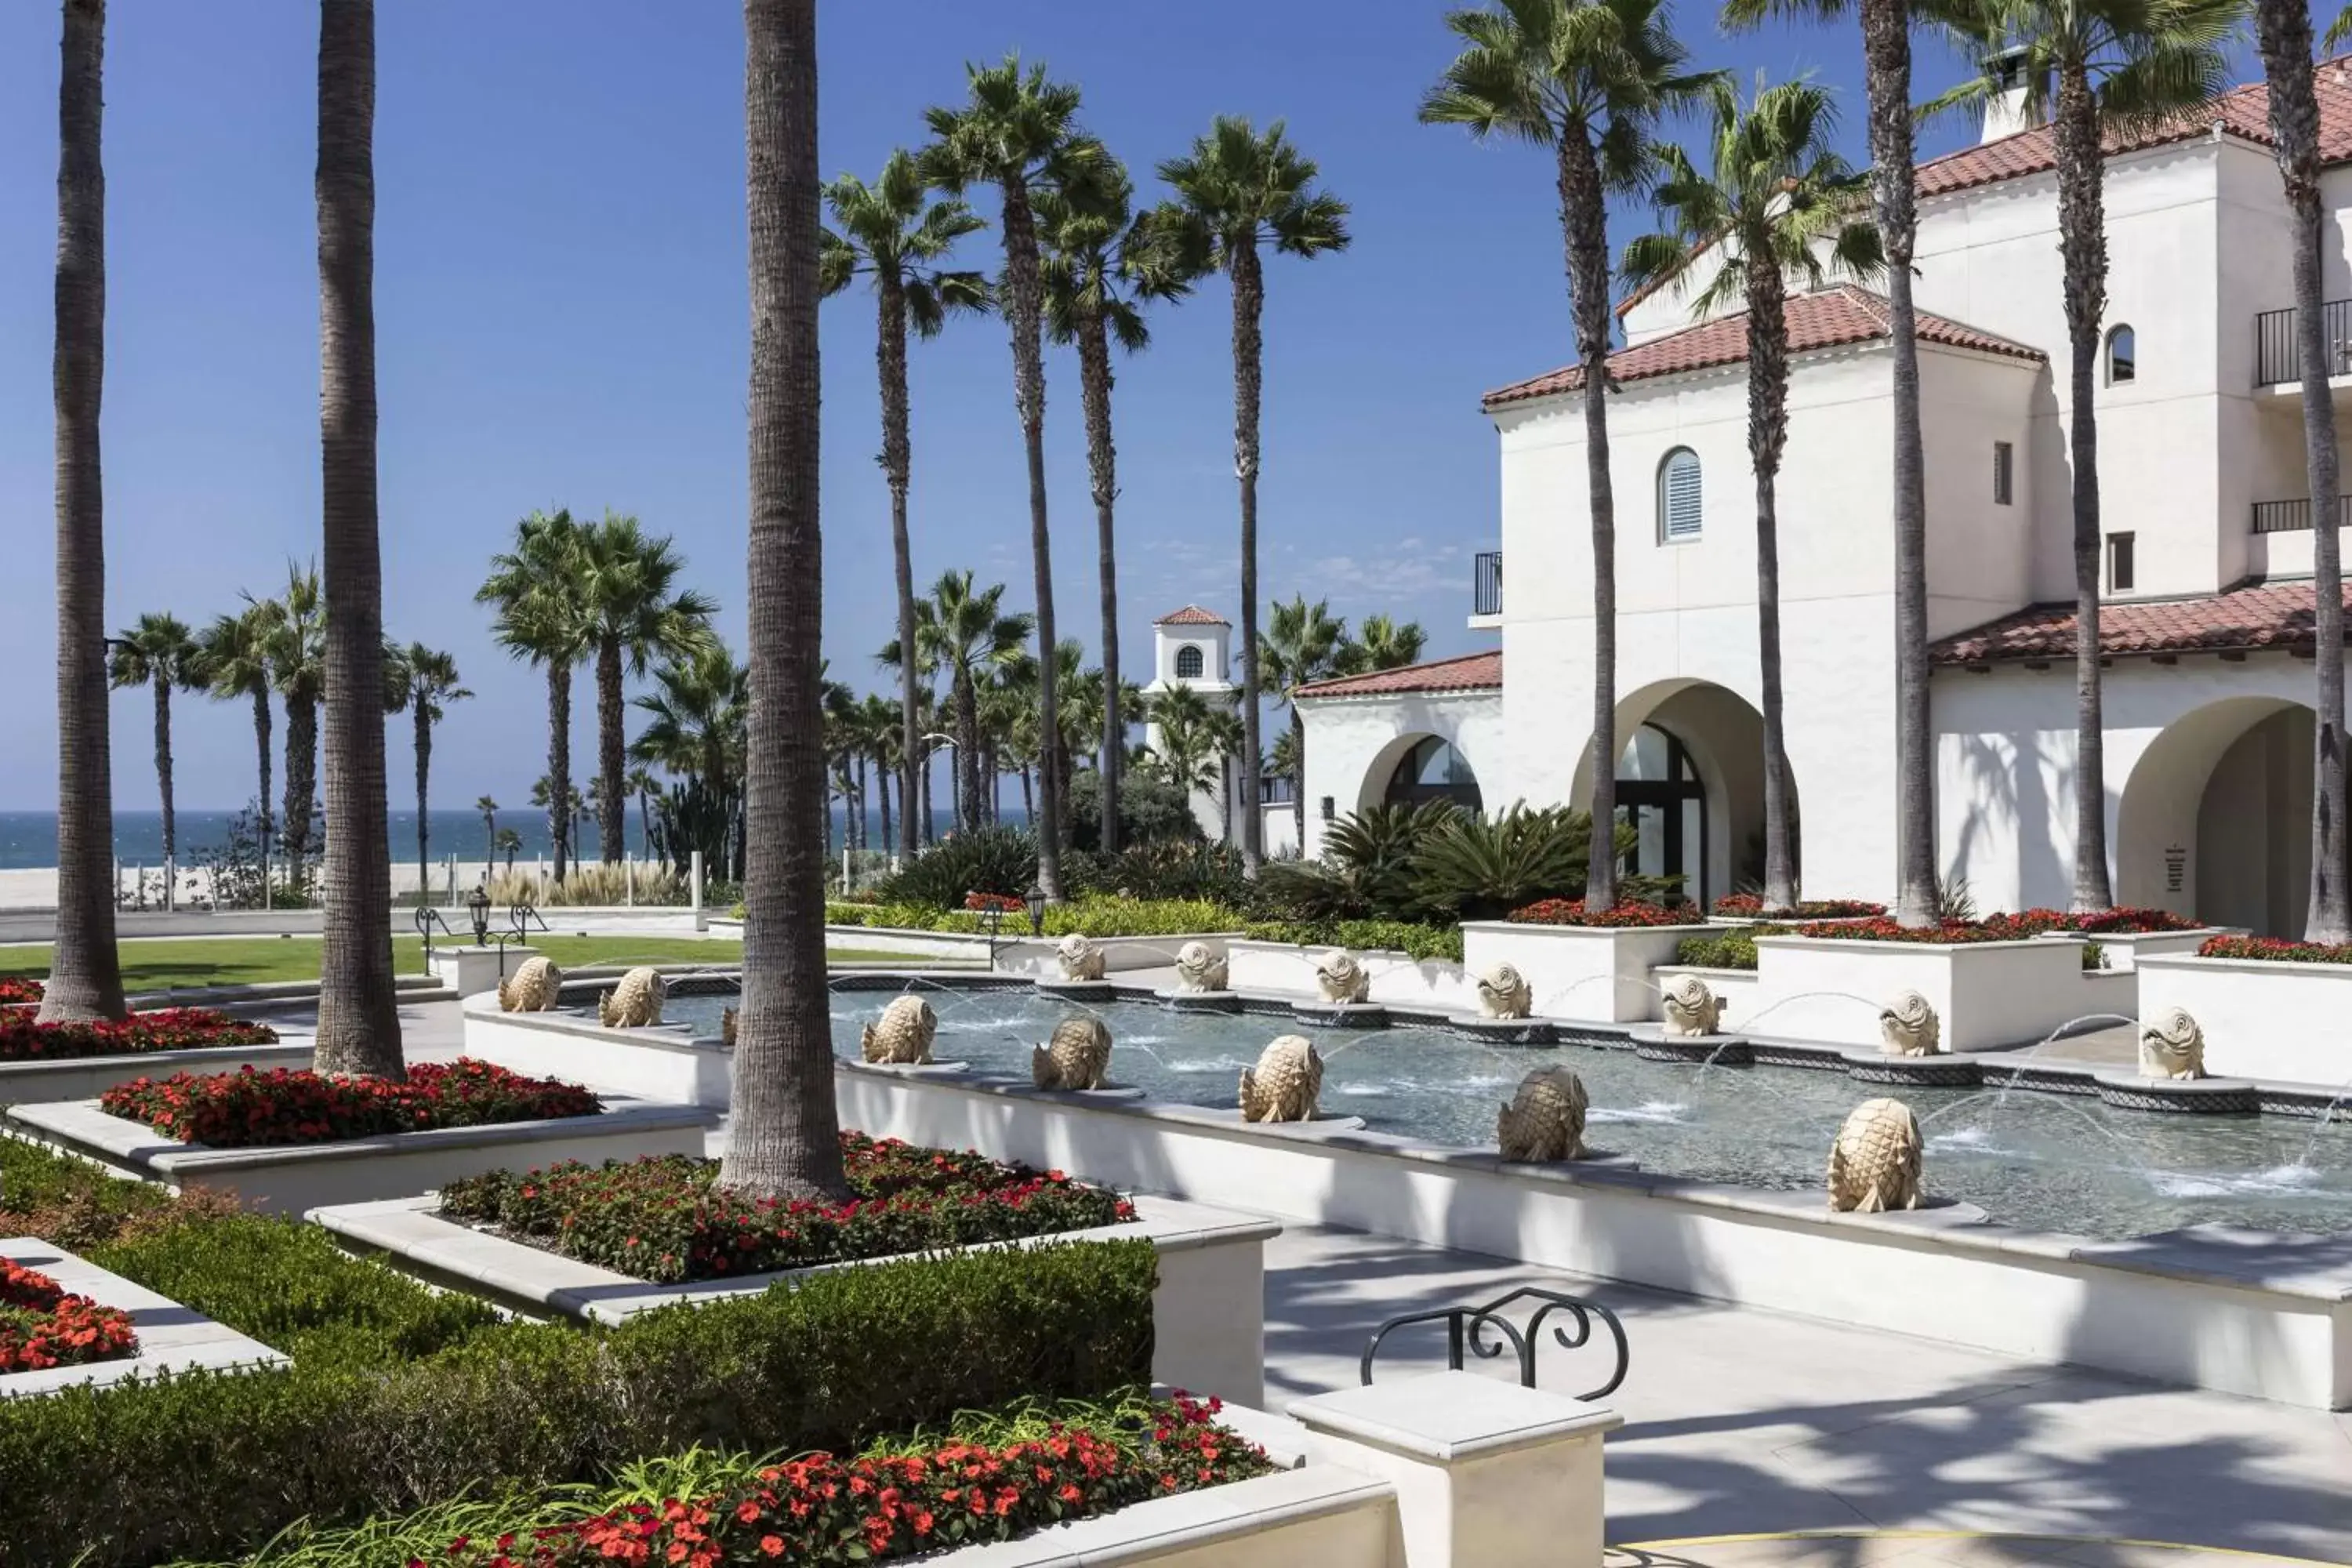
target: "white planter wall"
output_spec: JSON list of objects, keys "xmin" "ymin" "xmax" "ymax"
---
[
  {"xmin": 463, "ymin": 995, "xmax": 732, "ymax": 1106},
  {"xmin": 0, "ymin": 1040, "xmax": 313, "ymax": 1106},
  {"xmin": 2048, "ymin": 927, "xmax": 2230, "ymax": 974},
  {"xmin": 996, "ymin": 934, "xmax": 1236, "ymax": 979},
  {"xmin": 1225, "ymin": 940, "xmax": 1472, "ymax": 1011},
  {"xmin": 1461, "ymin": 921, "xmax": 1711, "ymax": 1022},
  {"xmin": 2138, "ymin": 953, "xmax": 2352, "ymax": 1087},
  {"xmin": 1748, "ymin": 935, "xmax": 2096, "ymax": 1051}
]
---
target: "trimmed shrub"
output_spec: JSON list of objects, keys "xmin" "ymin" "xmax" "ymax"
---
[
  {"xmin": 1675, "ymin": 927, "xmax": 1763, "ymax": 970},
  {"xmin": 873, "ymin": 828, "xmax": 1039, "ymax": 908},
  {"xmin": 1067, "ymin": 768, "xmax": 1207, "ymax": 852},
  {"xmin": 1242, "ymin": 919, "xmax": 1464, "ymax": 964},
  {"xmin": 0, "ymin": 1240, "xmax": 1159, "ymax": 1566}
]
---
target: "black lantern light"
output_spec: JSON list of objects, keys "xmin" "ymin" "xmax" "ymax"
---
[
  {"xmin": 466, "ymin": 881, "xmax": 492, "ymax": 947},
  {"xmin": 1023, "ymin": 884, "xmax": 1047, "ymax": 937}
]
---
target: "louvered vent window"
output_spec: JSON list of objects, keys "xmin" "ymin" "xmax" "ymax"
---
[{"xmin": 1659, "ymin": 448, "xmax": 1703, "ymax": 543}]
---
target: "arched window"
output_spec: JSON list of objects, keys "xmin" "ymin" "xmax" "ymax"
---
[
  {"xmin": 2106, "ymin": 325, "xmax": 2136, "ymax": 385},
  {"xmin": 1174, "ymin": 644, "xmax": 1205, "ymax": 680},
  {"xmin": 1657, "ymin": 448, "xmax": 1703, "ymax": 543}
]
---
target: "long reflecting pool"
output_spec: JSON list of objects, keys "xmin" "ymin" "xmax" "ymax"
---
[{"xmin": 662, "ymin": 988, "xmax": 2352, "ymax": 1243}]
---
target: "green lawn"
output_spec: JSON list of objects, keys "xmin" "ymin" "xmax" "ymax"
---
[{"xmin": 0, "ymin": 933, "xmax": 937, "ymax": 993}]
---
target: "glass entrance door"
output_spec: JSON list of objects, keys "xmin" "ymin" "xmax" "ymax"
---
[{"xmin": 1615, "ymin": 724, "xmax": 1707, "ymax": 908}]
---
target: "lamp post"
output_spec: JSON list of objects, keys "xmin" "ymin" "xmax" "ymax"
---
[
  {"xmin": 466, "ymin": 880, "xmax": 492, "ymax": 948},
  {"xmin": 1023, "ymin": 884, "xmax": 1046, "ymax": 938}
]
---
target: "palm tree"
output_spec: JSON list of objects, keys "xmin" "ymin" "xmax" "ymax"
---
[
  {"xmin": 2278, "ymin": 23, "xmax": 2352, "ymax": 941},
  {"xmin": 633, "ymin": 644, "xmax": 751, "ymax": 793},
  {"xmin": 476, "ymin": 794, "xmax": 498, "ymax": 866},
  {"xmin": 1929, "ymin": 0, "xmax": 2236, "ymax": 916},
  {"xmin": 477, "ymin": 509, "xmax": 591, "ymax": 883},
  {"xmin": 196, "ymin": 606, "xmax": 280, "ymax": 903},
  {"xmin": 1040, "ymin": 157, "xmax": 1198, "ymax": 858},
  {"xmin": 1258, "ymin": 595, "xmax": 1350, "ymax": 847},
  {"xmin": 723, "ymin": 0, "xmax": 842, "ymax": 1203},
  {"xmin": 577, "ymin": 511, "xmax": 717, "ymax": 866},
  {"xmin": 312, "ymin": 0, "xmax": 401, "ymax": 1074},
  {"xmin": 107, "ymin": 614, "xmax": 200, "ymax": 906},
  {"xmin": 905, "ymin": 572, "xmax": 1033, "ymax": 829},
  {"xmin": 1152, "ymin": 119, "xmax": 1350, "ymax": 878},
  {"xmin": 43, "ymin": 0, "xmax": 122, "ymax": 1022},
  {"xmin": 1334, "ymin": 613, "xmax": 1430, "ymax": 677},
  {"xmin": 855, "ymin": 693, "xmax": 902, "ymax": 851},
  {"xmin": 1621, "ymin": 73, "xmax": 1882, "ymax": 913},
  {"xmin": 923, "ymin": 56, "xmax": 1098, "ymax": 902},
  {"xmin": 384, "ymin": 644, "xmax": 470, "ymax": 898},
  {"xmin": 249, "ymin": 562, "xmax": 325, "ymax": 875},
  {"xmin": 624, "ymin": 764, "xmax": 659, "ymax": 858},
  {"xmin": 1149, "ymin": 683, "xmax": 1225, "ymax": 802},
  {"xmin": 821, "ymin": 151, "xmax": 989, "ymax": 863},
  {"xmin": 1424, "ymin": 0, "xmax": 1715, "ymax": 913},
  {"xmin": 494, "ymin": 826, "xmax": 522, "ymax": 873}
]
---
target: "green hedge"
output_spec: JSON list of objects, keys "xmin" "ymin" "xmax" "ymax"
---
[
  {"xmin": 823, "ymin": 895, "xmax": 1243, "ymax": 940},
  {"xmin": 1674, "ymin": 927, "xmax": 1764, "ymax": 970},
  {"xmin": 0, "ymin": 1239, "xmax": 1158, "ymax": 1566},
  {"xmin": 1240, "ymin": 918, "xmax": 1465, "ymax": 963}
]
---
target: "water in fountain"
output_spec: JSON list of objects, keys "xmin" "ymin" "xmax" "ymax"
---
[{"xmin": 657, "ymin": 990, "xmax": 2352, "ymax": 1240}]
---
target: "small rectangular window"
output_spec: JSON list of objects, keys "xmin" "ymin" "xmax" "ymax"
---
[
  {"xmin": 1993, "ymin": 441, "xmax": 2014, "ymax": 506},
  {"xmin": 2107, "ymin": 532, "xmax": 2136, "ymax": 593}
]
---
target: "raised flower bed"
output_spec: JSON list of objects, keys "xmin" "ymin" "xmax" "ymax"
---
[
  {"xmin": 0, "ymin": 1236, "xmax": 287, "ymax": 1398},
  {"xmin": 1709, "ymin": 894, "xmax": 1884, "ymax": 921},
  {"xmin": 1461, "ymin": 902, "xmax": 1713, "ymax": 1022},
  {"xmin": 437, "ymin": 1393, "xmax": 1280, "ymax": 1566},
  {"xmin": 4, "ymin": 1059, "xmax": 709, "ymax": 1214},
  {"xmin": 437, "ymin": 1139, "xmax": 1135, "ymax": 1283},
  {"xmin": 0, "ymin": 1007, "xmax": 307, "ymax": 1105},
  {"xmin": 1980, "ymin": 907, "xmax": 2220, "ymax": 973},
  {"xmin": 0, "ymin": 978, "xmax": 42, "ymax": 1006},
  {"xmin": 2137, "ymin": 935, "xmax": 2352, "ymax": 1085},
  {"xmin": 1750, "ymin": 920, "xmax": 2099, "ymax": 1051}
]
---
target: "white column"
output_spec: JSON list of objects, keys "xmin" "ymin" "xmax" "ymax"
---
[{"xmin": 690, "ymin": 849, "xmax": 706, "ymax": 930}]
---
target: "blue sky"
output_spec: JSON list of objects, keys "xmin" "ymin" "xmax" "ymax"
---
[{"xmin": 0, "ymin": 0, "xmax": 2274, "ymax": 811}]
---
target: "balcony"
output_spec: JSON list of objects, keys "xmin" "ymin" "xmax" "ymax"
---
[
  {"xmin": 2251, "ymin": 495, "xmax": 2352, "ymax": 534},
  {"xmin": 1473, "ymin": 551, "xmax": 1502, "ymax": 618},
  {"xmin": 2255, "ymin": 300, "xmax": 2352, "ymax": 387}
]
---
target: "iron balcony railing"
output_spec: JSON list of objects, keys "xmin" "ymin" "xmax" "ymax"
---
[
  {"xmin": 2251, "ymin": 495, "xmax": 2352, "ymax": 535},
  {"xmin": 1473, "ymin": 550, "xmax": 1503, "ymax": 616},
  {"xmin": 2255, "ymin": 299, "xmax": 2352, "ymax": 387}
]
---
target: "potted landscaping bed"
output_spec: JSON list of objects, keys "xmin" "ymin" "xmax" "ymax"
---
[
  {"xmin": 310, "ymin": 1135, "xmax": 1280, "ymax": 1406},
  {"xmin": 0, "ymin": 1004, "xmax": 307, "ymax": 1105},
  {"xmin": 0, "ymin": 1237, "xmax": 286, "ymax": 1398},
  {"xmin": 1749, "ymin": 919, "xmax": 2098, "ymax": 1051},
  {"xmin": 2139, "ymin": 934, "xmax": 2352, "ymax": 1085},
  {"xmin": 1462, "ymin": 902, "xmax": 1713, "ymax": 1022},
  {"xmin": 2, "ymin": 1058, "xmax": 709, "ymax": 1213},
  {"xmin": 1226, "ymin": 921, "xmax": 1467, "ymax": 1007}
]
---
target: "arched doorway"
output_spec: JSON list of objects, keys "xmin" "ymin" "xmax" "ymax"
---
[
  {"xmin": 1384, "ymin": 735, "xmax": 1483, "ymax": 812},
  {"xmin": 2117, "ymin": 697, "xmax": 2314, "ymax": 936},
  {"xmin": 1571, "ymin": 681, "xmax": 1778, "ymax": 911},
  {"xmin": 1617, "ymin": 723, "xmax": 1711, "ymax": 906}
]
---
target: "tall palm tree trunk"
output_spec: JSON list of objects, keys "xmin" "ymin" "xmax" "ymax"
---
[
  {"xmin": 953, "ymin": 670, "xmax": 982, "ymax": 827},
  {"xmin": 252, "ymin": 688, "xmax": 274, "ymax": 907},
  {"xmin": 151, "ymin": 673, "xmax": 176, "ymax": 881},
  {"xmin": 1232, "ymin": 241, "xmax": 1267, "ymax": 875},
  {"xmin": 1077, "ymin": 310, "xmax": 1124, "ymax": 856},
  {"xmin": 1862, "ymin": 0, "xmax": 1936, "ymax": 927},
  {"xmin": 1748, "ymin": 260, "xmax": 1798, "ymax": 912},
  {"xmin": 1559, "ymin": 136, "xmax": 1618, "ymax": 910},
  {"xmin": 546, "ymin": 662, "xmax": 572, "ymax": 883},
  {"xmin": 877, "ymin": 754, "xmax": 894, "ymax": 848},
  {"xmin": 414, "ymin": 702, "xmax": 432, "ymax": 898},
  {"xmin": 922, "ymin": 760, "xmax": 935, "ymax": 843},
  {"xmin": 44, "ymin": 0, "xmax": 125, "ymax": 1023},
  {"xmin": 2254, "ymin": 0, "xmax": 2350, "ymax": 941},
  {"xmin": 314, "ymin": 0, "xmax": 401, "ymax": 1075},
  {"xmin": 723, "ymin": 0, "xmax": 845, "ymax": 1201},
  {"xmin": 999, "ymin": 180, "xmax": 1065, "ymax": 898},
  {"xmin": 596, "ymin": 636, "xmax": 626, "ymax": 865},
  {"xmin": 877, "ymin": 279, "xmax": 923, "ymax": 862},
  {"xmin": 1290, "ymin": 709, "xmax": 1307, "ymax": 847},
  {"xmin": 2054, "ymin": 67, "xmax": 2112, "ymax": 913},
  {"xmin": 283, "ymin": 697, "xmax": 318, "ymax": 873}
]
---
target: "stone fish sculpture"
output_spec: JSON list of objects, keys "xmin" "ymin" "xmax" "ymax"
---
[
  {"xmin": 1033, "ymin": 1016, "xmax": 1113, "ymax": 1091},
  {"xmin": 597, "ymin": 966, "xmax": 666, "ymax": 1029},
  {"xmin": 1878, "ymin": 990, "xmax": 1942, "ymax": 1057},
  {"xmin": 1315, "ymin": 949, "xmax": 1370, "ymax": 1004},
  {"xmin": 1475, "ymin": 962, "xmax": 1533, "ymax": 1020},
  {"xmin": 1055, "ymin": 932, "xmax": 1107, "ymax": 982},
  {"xmin": 1496, "ymin": 1067, "xmax": 1589, "ymax": 1162},
  {"xmin": 1827, "ymin": 1098, "xmax": 1925, "ymax": 1213},
  {"xmin": 1174, "ymin": 941, "xmax": 1229, "ymax": 993},
  {"xmin": 1660, "ymin": 973, "xmax": 1720, "ymax": 1037},
  {"xmin": 860, "ymin": 994, "xmax": 938, "ymax": 1065},
  {"xmin": 1238, "ymin": 1034, "xmax": 1323, "ymax": 1123},
  {"xmin": 2138, "ymin": 1006, "xmax": 2205, "ymax": 1080},
  {"xmin": 496, "ymin": 955, "xmax": 563, "ymax": 1014}
]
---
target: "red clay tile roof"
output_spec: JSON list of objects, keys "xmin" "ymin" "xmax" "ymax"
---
[
  {"xmin": 1297, "ymin": 649, "xmax": 1503, "ymax": 699},
  {"xmin": 1933, "ymin": 579, "xmax": 2352, "ymax": 665},
  {"xmin": 1915, "ymin": 56, "xmax": 2352, "ymax": 199},
  {"xmin": 1486, "ymin": 285, "xmax": 2042, "ymax": 409},
  {"xmin": 1155, "ymin": 604, "xmax": 1229, "ymax": 626}
]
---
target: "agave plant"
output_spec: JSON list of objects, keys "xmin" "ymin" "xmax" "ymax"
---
[
  {"xmin": 1259, "ymin": 801, "xmax": 1458, "ymax": 920},
  {"xmin": 1414, "ymin": 806, "xmax": 1599, "ymax": 922}
]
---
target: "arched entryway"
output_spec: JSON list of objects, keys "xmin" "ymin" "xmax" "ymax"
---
[
  {"xmin": 1383, "ymin": 735, "xmax": 1483, "ymax": 812},
  {"xmin": 2117, "ymin": 697, "xmax": 2315, "ymax": 936},
  {"xmin": 1571, "ymin": 680, "xmax": 1780, "ymax": 912}
]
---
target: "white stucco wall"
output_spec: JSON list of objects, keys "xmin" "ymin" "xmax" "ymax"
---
[{"xmin": 1295, "ymin": 690, "xmax": 1505, "ymax": 858}]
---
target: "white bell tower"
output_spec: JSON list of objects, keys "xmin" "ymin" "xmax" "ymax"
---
[{"xmin": 1141, "ymin": 606, "xmax": 1239, "ymax": 841}]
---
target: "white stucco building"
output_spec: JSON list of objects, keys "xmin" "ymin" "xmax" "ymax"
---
[
  {"xmin": 1294, "ymin": 64, "xmax": 2352, "ymax": 935},
  {"xmin": 1140, "ymin": 605, "xmax": 1299, "ymax": 855}
]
